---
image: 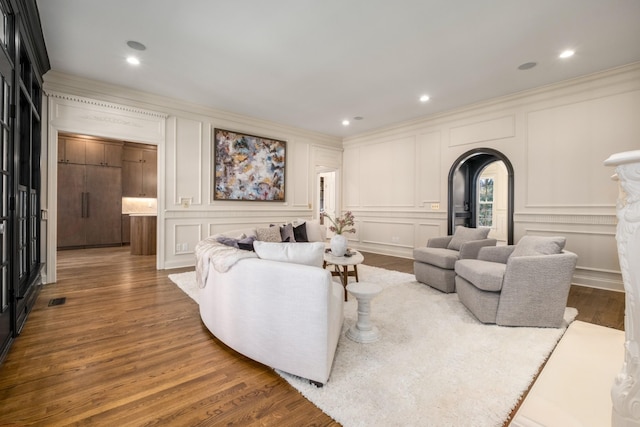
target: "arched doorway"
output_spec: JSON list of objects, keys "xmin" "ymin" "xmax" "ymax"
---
[{"xmin": 447, "ymin": 148, "xmax": 514, "ymax": 244}]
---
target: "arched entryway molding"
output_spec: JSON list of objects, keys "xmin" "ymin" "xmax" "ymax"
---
[{"xmin": 447, "ymin": 148, "xmax": 514, "ymax": 244}]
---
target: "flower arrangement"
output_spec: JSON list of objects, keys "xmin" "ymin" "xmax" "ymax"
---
[{"xmin": 323, "ymin": 211, "xmax": 356, "ymax": 234}]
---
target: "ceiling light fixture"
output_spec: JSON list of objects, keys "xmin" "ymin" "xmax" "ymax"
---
[
  {"xmin": 126, "ymin": 56, "xmax": 140, "ymax": 66},
  {"xmin": 419, "ymin": 94, "xmax": 430, "ymax": 103},
  {"xmin": 342, "ymin": 119, "xmax": 350, "ymax": 126},
  {"xmin": 559, "ymin": 49, "xmax": 575, "ymax": 59}
]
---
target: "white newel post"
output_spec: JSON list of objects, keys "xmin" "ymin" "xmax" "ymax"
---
[{"xmin": 605, "ymin": 150, "xmax": 640, "ymax": 427}]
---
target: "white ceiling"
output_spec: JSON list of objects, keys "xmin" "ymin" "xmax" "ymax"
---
[{"xmin": 36, "ymin": 0, "xmax": 640, "ymax": 138}]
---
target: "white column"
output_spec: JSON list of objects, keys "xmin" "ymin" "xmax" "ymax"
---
[{"xmin": 605, "ymin": 150, "xmax": 640, "ymax": 427}]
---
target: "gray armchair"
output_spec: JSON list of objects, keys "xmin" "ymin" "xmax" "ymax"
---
[
  {"xmin": 454, "ymin": 236, "xmax": 578, "ymax": 327},
  {"xmin": 413, "ymin": 226, "xmax": 497, "ymax": 293}
]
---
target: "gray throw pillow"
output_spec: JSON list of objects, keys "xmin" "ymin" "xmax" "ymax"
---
[
  {"xmin": 216, "ymin": 236, "xmax": 239, "ymax": 248},
  {"xmin": 511, "ymin": 235, "xmax": 566, "ymax": 257},
  {"xmin": 280, "ymin": 223, "xmax": 296, "ymax": 243},
  {"xmin": 447, "ymin": 226, "xmax": 491, "ymax": 251}
]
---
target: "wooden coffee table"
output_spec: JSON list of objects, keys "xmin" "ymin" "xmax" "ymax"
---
[{"xmin": 323, "ymin": 249, "xmax": 364, "ymax": 301}]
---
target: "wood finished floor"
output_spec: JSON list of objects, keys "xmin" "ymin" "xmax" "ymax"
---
[{"xmin": 0, "ymin": 247, "xmax": 625, "ymax": 426}]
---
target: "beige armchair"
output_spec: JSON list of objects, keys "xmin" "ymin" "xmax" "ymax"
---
[
  {"xmin": 413, "ymin": 226, "xmax": 497, "ymax": 293},
  {"xmin": 454, "ymin": 236, "xmax": 578, "ymax": 328}
]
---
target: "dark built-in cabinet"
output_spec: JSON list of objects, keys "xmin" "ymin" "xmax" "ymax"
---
[
  {"xmin": 0, "ymin": 0, "xmax": 50, "ymax": 363},
  {"xmin": 122, "ymin": 144, "xmax": 157, "ymax": 197},
  {"xmin": 57, "ymin": 135, "xmax": 123, "ymax": 249},
  {"xmin": 56, "ymin": 139, "xmax": 157, "ymax": 249}
]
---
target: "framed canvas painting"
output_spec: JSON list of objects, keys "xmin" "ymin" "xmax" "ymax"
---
[{"xmin": 213, "ymin": 128, "xmax": 286, "ymax": 201}]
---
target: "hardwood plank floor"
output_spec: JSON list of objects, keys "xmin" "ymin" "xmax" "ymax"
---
[{"xmin": 0, "ymin": 247, "xmax": 624, "ymax": 426}]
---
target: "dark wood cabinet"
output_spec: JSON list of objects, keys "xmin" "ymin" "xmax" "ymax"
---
[
  {"xmin": 58, "ymin": 136, "xmax": 86, "ymax": 164},
  {"xmin": 122, "ymin": 144, "xmax": 157, "ymax": 197},
  {"xmin": 85, "ymin": 140, "xmax": 123, "ymax": 167},
  {"xmin": 130, "ymin": 215, "xmax": 157, "ymax": 255},
  {"xmin": 57, "ymin": 163, "xmax": 122, "ymax": 249},
  {"xmin": 59, "ymin": 135, "xmax": 123, "ymax": 167}
]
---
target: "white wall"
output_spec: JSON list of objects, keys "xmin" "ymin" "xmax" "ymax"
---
[
  {"xmin": 342, "ymin": 62, "xmax": 640, "ymax": 291},
  {"xmin": 42, "ymin": 72, "xmax": 342, "ymax": 280}
]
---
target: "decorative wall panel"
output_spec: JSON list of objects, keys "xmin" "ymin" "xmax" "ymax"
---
[
  {"xmin": 526, "ymin": 90, "xmax": 640, "ymax": 207},
  {"xmin": 360, "ymin": 137, "xmax": 416, "ymax": 207},
  {"xmin": 290, "ymin": 141, "xmax": 310, "ymax": 207},
  {"xmin": 174, "ymin": 118, "xmax": 203, "ymax": 205},
  {"xmin": 417, "ymin": 131, "xmax": 441, "ymax": 205},
  {"xmin": 449, "ymin": 115, "xmax": 514, "ymax": 147},
  {"xmin": 343, "ymin": 147, "xmax": 360, "ymax": 207},
  {"xmin": 360, "ymin": 220, "xmax": 415, "ymax": 248}
]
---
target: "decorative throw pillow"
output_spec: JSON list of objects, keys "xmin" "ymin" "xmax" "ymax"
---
[
  {"xmin": 447, "ymin": 226, "xmax": 491, "ymax": 251},
  {"xmin": 280, "ymin": 223, "xmax": 296, "ymax": 243},
  {"xmin": 511, "ymin": 236, "xmax": 566, "ymax": 257},
  {"xmin": 305, "ymin": 220, "xmax": 327, "ymax": 242},
  {"xmin": 253, "ymin": 241, "xmax": 325, "ymax": 267},
  {"xmin": 216, "ymin": 236, "xmax": 239, "ymax": 248},
  {"xmin": 237, "ymin": 235, "xmax": 256, "ymax": 251},
  {"xmin": 293, "ymin": 222, "xmax": 309, "ymax": 242},
  {"xmin": 256, "ymin": 226, "xmax": 282, "ymax": 242}
]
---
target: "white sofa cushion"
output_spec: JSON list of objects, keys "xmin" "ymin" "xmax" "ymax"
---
[{"xmin": 253, "ymin": 241, "xmax": 325, "ymax": 267}]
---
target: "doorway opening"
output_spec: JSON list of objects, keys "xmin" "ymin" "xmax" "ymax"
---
[
  {"xmin": 447, "ymin": 148, "xmax": 514, "ymax": 244},
  {"xmin": 317, "ymin": 170, "xmax": 337, "ymax": 225},
  {"xmin": 56, "ymin": 132, "xmax": 158, "ymax": 254}
]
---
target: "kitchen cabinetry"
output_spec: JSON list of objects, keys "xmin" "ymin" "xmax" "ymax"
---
[
  {"xmin": 85, "ymin": 140, "xmax": 123, "ymax": 167},
  {"xmin": 58, "ymin": 135, "xmax": 123, "ymax": 167},
  {"xmin": 130, "ymin": 215, "xmax": 156, "ymax": 255},
  {"xmin": 123, "ymin": 144, "xmax": 157, "ymax": 197},
  {"xmin": 57, "ymin": 137, "xmax": 123, "ymax": 249}
]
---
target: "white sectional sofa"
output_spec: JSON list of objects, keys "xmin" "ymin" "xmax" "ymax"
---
[{"xmin": 195, "ymin": 221, "xmax": 344, "ymax": 385}]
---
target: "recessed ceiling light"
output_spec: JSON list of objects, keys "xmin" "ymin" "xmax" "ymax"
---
[
  {"xmin": 353, "ymin": 116, "xmax": 364, "ymax": 121},
  {"xmin": 559, "ymin": 49, "xmax": 575, "ymax": 59},
  {"xmin": 127, "ymin": 40, "xmax": 147, "ymax": 51},
  {"xmin": 518, "ymin": 62, "xmax": 537, "ymax": 70},
  {"xmin": 342, "ymin": 119, "xmax": 350, "ymax": 126},
  {"xmin": 126, "ymin": 56, "xmax": 140, "ymax": 66},
  {"xmin": 419, "ymin": 95, "xmax": 430, "ymax": 103}
]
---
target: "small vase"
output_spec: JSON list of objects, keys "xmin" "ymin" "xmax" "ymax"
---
[{"xmin": 330, "ymin": 234, "xmax": 348, "ymax": 257}]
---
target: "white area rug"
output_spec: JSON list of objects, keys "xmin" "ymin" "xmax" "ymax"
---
[{"xmin": 169, "ymin": 265, "xmax": 577, "ymax": 427}]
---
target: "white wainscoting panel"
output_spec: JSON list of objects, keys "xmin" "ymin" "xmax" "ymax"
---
[
  {"xmin": 290, "ymin": 140, "xmax": 310, "ymax": 207},
  {"xmin": 360, "ymin": 137, "xmax": 416, "ymax": 207},
  {"xmin": 526, "ymin": 90, "xmax": 640, "ymax": 207},
  {"xmin": 417, "ymin": 131, "xmax": 441, "ymax": 206},
  {"xmin": 449, "ymin": 115, "xmax": 515, "ymax": 147},
  {"xmin": 416, "ymin": 222, "xmax": 447, "ymax": 247},
  {"xmin": 173, "ymin": 223, "xmax": 202, "ymax": 255},
  {"xmin": 359, "ymin": 220, "xmax": 416, "ymax": 248},
  {"xmin": 174, "ymin": 118, "xmax": 204, "ymax": 206},
  {"xmin": 344, "ymin": 147, "xmax": 361, "ymax": 207}
]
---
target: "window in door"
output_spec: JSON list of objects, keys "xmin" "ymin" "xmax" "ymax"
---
[{"xmin": 477, "ymin": 177, "xmax": 494, "ymax": 227}]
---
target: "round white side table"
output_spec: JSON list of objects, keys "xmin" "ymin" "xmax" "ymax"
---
[{"xmin": 346, "ymin": 282, "xmax": 383, "ymax": 343}]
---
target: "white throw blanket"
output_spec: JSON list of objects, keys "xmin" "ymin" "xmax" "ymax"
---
[{"xmin": 194, "ymin": 236, "xmax": 257, "ymax": 288}]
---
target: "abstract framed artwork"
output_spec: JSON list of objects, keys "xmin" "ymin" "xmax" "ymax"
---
[{"xmin": 213, "ymin": 128, "xmax": 286, "ymax": 201}]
